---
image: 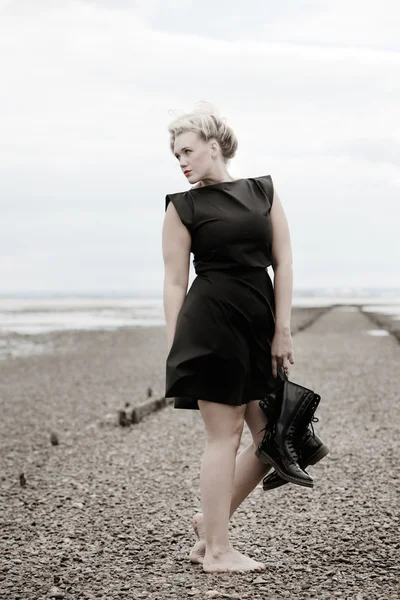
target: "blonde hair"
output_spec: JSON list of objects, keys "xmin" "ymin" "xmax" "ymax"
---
[{"xmin": 167, "ymin": 101, "xmax": 238, "ymax": 163}]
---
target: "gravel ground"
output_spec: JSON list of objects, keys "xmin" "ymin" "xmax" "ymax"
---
[
  {"xmin": 0, "ymin": 306, "xmax": 399, "ymax": 599},
  {"xmin": 359, "ymin": 308, "xmax": 400, "ymax": 343}
]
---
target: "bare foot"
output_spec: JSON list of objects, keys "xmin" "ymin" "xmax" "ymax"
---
[
  {"xmin": 203, "ymin": 548, "xmax": 266, "ymax": 573},
  {"xmin": 189, "ymin": 512, "xmax": 205, "ymax": 564}
]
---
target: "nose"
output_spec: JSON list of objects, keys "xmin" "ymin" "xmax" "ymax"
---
[{"xmin": 179, "ymin": 158, "xmax": 188, "ymax": 168}]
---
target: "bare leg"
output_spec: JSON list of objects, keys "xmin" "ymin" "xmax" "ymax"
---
[
  {"xmin": 190, "ymin": 399, "xmax": 271, "ymax": 564},
  {"xmin": 230, "ymin": 441, "xmax": 272, "ymax": 515},
  {"xmin": 196, "ymin": 399, "xmax": 266, "ymax": 573},
  {"xmin": 190, "ymin": 442, "xmax": 271, "ymax": 562}
]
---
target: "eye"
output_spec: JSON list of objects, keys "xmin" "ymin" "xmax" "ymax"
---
[{"xmin": 175, "ymin": 149, "xmax": 192, "ymax": 159}]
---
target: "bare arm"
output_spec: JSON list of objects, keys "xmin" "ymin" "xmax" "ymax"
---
[
  {"xmin": 270, "ymin": 187, "xmax": 293, "ymax": 333},
  {"xmin": 162, "ymin": 202, "xmax": 191, "ymax": 351}
]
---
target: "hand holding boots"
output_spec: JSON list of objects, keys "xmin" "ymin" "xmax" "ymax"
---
[
  {"xmin": 255, "ymin": 369, "xmax": 330, "ymax": 489},
  {"xmin": 261, "ymin": 389, "xmax": 330, "ymax": 491}
]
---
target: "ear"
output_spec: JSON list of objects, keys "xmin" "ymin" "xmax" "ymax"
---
[{"xmin": 210, "ymin": 139, "xmax": 219, "ymax": 156}]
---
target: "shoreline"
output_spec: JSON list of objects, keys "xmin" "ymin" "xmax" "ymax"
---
[
  {"xmin": 1, "ymin": 303, "xmax": 399, "ymax": 361},
  {"xmin": 0, "ymin": 305, "xmax": 332, "ymax": 361}
]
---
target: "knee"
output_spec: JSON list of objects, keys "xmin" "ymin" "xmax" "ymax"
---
[
  {"xmin": 206, "ymin": 421, "xmax": 244, "ymax": 453},
  {"xmin": 207, "ymin": 434, "xmax": 242, "ymax": 455}
]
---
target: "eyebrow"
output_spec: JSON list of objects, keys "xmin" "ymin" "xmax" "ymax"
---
[{"xmin": 174, "ymin": 146, "xmax": 191, "ymax": 158}]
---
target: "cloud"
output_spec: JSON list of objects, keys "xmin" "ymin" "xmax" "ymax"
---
[{"xmin": 0, "ymin": 0, "xmax": 399, "ymax": 291}]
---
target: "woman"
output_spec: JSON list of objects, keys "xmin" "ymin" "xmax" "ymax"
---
[{"xmin": 162, "ymin": 102, "xmax": 295, "ymax": 574}]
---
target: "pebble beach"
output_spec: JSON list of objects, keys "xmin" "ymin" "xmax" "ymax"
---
[{"xmin": 0, "ymin": 305, "xmax": 399, "ymax": 599}]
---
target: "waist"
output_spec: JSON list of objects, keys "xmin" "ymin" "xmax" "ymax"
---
[
  {"xmin": 195, "ymin": 263, "xmax": 272, "ymax": 275},
  {"xmin": 198, "ymin": 265, "xmax": 268, "ymax": 273}
]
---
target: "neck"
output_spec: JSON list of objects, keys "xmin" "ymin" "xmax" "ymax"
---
[{"xmin": 198, "ymin": 171, "xmax": 235, "ymax": 187}]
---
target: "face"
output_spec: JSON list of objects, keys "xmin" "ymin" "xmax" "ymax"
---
[{"xmin": 173, "ymin": 131, "xmax": 215, "ymax": 183}]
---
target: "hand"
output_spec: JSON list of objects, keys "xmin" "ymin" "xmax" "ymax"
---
[{"xmin": 271, "ymin": 329, "xmax": 295, "ymax": 378}]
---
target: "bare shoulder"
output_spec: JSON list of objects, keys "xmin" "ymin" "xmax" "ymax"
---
[
  {"xmin": 271, "ymin": 185, "xmax": 282, "ymax": 210},
  {"xmin": 269, "ymin": 185, "xmax": 288, "ymax": 228}
]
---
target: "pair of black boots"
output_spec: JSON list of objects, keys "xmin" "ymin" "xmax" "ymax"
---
[{"xmin": 255, "ymin": 370, "xmax": 330, "ymax": 489}]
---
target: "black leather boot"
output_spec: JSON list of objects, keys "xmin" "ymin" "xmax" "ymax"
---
[
  {"xmin": 255, "ymin": 379, "xmax": 316, "ymax": 488},
  {"xmin": 259, "ymin": 388, "xmax": 282, "ymax": 425},
  {"xmin": 261, "ymin": 386, "xmax": 330, "ymax": 491},
  {"xmin": 263, "ymin": 431, "xmax": 329, "ymax": 490}
]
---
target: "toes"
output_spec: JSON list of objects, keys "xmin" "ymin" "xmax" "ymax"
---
[{"xmin": 192, "ymin": 520, "xmax": 199, "ymax": 539}]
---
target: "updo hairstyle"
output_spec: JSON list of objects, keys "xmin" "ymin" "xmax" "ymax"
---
[{"xmin": 167, "ymin": 101, "xmax": 238, "ymax": 164}]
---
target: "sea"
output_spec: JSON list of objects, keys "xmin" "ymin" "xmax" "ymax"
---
[{"xmin": 1, "ymin": 288, "xmax": 399, "ymax": 336}]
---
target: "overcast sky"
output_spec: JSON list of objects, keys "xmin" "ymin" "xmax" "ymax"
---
[{"xmin": 1, "ymin": 0, "xmax": 399, "ymax": 294}]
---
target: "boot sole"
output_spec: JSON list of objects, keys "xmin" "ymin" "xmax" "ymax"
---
[
  {"xmin": 308, "ymin": 443, "xmax": 330, "ymax": 466},
  {"xmin": 256, "ymin": 448, "xmax": 314, "ymax": 488},
  {"xmin": 262, "ymin": 443, "xmax": 330, "ymax": 491}
]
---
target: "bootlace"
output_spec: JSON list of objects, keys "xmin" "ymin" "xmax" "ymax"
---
[
  {"xmin": 287, "ymin": 437, "xmax": 296, "ymax": 456},
  {"xmin": 284, "ymin": 416, "xmax": 319, "ymax": 464},
  {"xmin": 257, "ymin": 422, "xmax": 273, "ymax": 439},
  {"xmin": 309, "ymin": 414, "xmax": 319, "ymax": 438},
  {"xmin": 299, "ymin": 394, "xmax": 320, "ymax": 439},
  {"xmin": 257, "ymin": 394, "xmax": 279, "ymax": 437},
  {"xmin": 306, "ymin": 396, "xmax": 320, "ymax": 438},
  {"xmin": 286, "ymin": 392, "xmax": 315, "ymax": 458}
]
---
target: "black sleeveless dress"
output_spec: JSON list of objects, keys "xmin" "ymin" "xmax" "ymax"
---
[{"xmin": 165, "ymin": 175, "xmax": 276, "ymax": 410}]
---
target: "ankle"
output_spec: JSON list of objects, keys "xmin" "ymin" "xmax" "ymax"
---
[{"xmin": 205, "ymin": 544, "xmax": 233, "ymax": 558}]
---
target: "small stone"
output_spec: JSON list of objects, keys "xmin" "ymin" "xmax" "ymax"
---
[
  {"xmin": 49, "ymin": 586, "xmax": 64, "ymax": 599},
  {"xmin": 19, "ymin": 472, "xmax": 27, "ymax": 487},
  {"xmin": 205, "ymin": 592, "xmax": 237, "ymax": 599},
  {"xmin": 118, "ymin": 409, "xmax": 130, "ymax": 427},
  {"xmin": 50, "ymin": 432, "xmax": 59, "ymax": 445}
]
